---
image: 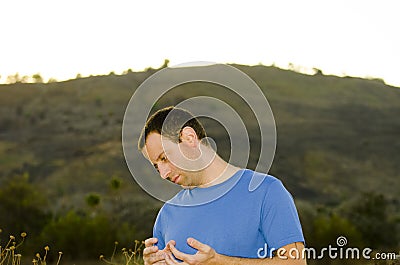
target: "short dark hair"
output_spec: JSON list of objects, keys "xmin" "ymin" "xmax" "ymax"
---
[{"xmin": 138, "ymin": 106, "xmax": 207, "ymax": 150}]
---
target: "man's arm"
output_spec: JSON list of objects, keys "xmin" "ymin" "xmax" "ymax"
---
[{"xmin": 165, "ymin": 238, "xmax": 307, "ymax": 265}]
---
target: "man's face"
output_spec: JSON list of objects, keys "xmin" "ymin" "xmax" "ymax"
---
[{"xmin": 142, "ymin": 132, "xmax": 203, "ymax": 187}]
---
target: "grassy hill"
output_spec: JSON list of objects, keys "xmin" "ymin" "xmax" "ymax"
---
[
  {"xmin": 0, "ymin": 64, "xmax": 399, "ymax": 259},
  {"xmin": 1, "ymin": 63, "xmax": 399, "ymax": 203}
]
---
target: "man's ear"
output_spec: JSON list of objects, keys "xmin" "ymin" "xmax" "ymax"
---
[
  {"xmin": 180, "ymin": 126, "xmax": 199, "ymax": 147},
  {"xmin": 141, "ymin": 145, "xmax": 150, "ymax": 161}
]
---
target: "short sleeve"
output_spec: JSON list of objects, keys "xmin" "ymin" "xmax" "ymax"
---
[
  {"xmin": 153, "ymin": 209, "xmax": 166, "ymax": 250},
  {"xmin": 261, "ymin": 179, "xmax": 305, "ymax": 250}
]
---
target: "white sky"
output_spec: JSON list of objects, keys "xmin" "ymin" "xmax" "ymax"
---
[{"xmin": 0, "ymin": 0, "xmax": 399, "ymax": 87}]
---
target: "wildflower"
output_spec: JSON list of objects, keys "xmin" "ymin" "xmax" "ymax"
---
[
  {"xmin": 21, "ymin": 232, "xmax": 27, "ymax": 238},
  {"xmin": 10, "ymin": 246, "xmax": 15, "ymax": 250},
  {"xmin": 44, "ymin": 246, "xmax": 50, "ymax": 251},
  {"xmin": 99, "ymin": 255, "xmax": 105, "ymax": 260},
  {"xmin": 56, "ymin": 252, "xmax": 63, "ymax": 265},
  {"xmin": 10, "ymin": 235, "xmax": 15, "ymax": 240},
  {"xmin": 36, "ymin": 253, "xmax": 41, "ymax": 259}
]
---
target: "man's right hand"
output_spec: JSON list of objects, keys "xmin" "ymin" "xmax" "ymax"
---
[{"xmin": 143, "ymin": 237, "xmax": 171, "ymax": 265}]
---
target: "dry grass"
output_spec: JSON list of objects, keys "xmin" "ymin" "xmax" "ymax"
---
[
  {"xmin": 99, "ymin": 240, "xmax": 144, "ymax": 265},
  {"xmin": 0, "ymin": 230, "xmax": 62, "ymax": 265}
]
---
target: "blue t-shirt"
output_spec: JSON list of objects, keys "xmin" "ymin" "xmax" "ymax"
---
[{"xmin": 153, "ymin": 169, "xmax": 304, "ymax": 258}]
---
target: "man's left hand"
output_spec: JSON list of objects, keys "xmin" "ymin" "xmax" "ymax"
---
[{"xmin": 164, "ymin": 237, "xmax": 218, "ymax": 265}]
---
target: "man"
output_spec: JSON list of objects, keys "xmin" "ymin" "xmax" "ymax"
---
[{"xmin": 138, "ymin": 106, "xmax": 306, "ymax": 265}]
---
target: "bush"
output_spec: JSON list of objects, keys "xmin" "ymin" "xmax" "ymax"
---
[
  {"xmin": 0, "ymin": 174, "xmax": 51, "ymax": 238},
  {"xmin": 40, "ymin": 211, "xmax": 118, "ymax": 260},
  {"xmin": 342, "ymin": 192, "xmax": 397, "ymax": 249}
]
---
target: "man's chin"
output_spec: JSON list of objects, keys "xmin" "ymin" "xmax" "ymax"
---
[{"xmin": 181, "ymin": 184, "xmax": 195, "ymax": 189}]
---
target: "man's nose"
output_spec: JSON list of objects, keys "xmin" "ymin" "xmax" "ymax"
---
[{"xmin": 158, "ymin": 164, "xmax": 171, "ymax": 180}]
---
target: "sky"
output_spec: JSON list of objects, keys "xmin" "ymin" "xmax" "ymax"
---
[{"xmin": 0, "ymin": 0, "xmax": 399, "ymax": 87}]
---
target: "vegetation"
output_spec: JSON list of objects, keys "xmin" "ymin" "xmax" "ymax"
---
[
  {"xmin": 0, "ymin": 64, "xmax": 399, "ymax": 264},
  {"xmin": 99, "ymin": 240, "xmax": 144, "ymax": 265},
  {"xmin": 0, "ymin": 231, "xmax": 63, "ymax": 265},
  {"xmin": 0, "ymin": 232, "xmax": 27, "ymax": 265}
]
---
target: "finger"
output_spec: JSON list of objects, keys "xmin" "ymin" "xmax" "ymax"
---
[
  {"xmin": 168, "ymin": 242, "xmax": 193, "ymax": 263},
  {"xmin": 165, "ymin": 240, "xmax": 176, "ymax": 251},
  {"xmin": 164, "ymin": 253, "xmax": 174, "ymax": 265},
  {"xmin": 143, "ymin": 246, "xmax": 158, "ymax": 256},
  {"xmin": 145, "ymin": 237, "xmax": 158, "ymax": 247},
  {"xmin": 147, "ymin": 252, "xmax": 166, "ymax": 264},
  {"xmin": 187, "ymin": 237, "xmax": 211, "ymax": 253},
  {"xmin": 165, "ymin": 252, "xmax": 180, "ymax": 265},
  {"xmin": 165, "ymin": 240, "xmax": 176, "ymax": 246}
]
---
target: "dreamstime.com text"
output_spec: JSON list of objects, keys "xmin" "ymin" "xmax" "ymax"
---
[{"xmin": 257, "ymin": 236, "xmax": 399, "ymax": 261}]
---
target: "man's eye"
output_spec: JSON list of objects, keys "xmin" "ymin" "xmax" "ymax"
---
[{"xmin": 153, "ymin": 164, "xmax": 159, "ymax": 172}]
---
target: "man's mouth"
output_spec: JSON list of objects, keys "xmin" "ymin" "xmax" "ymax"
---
[{"xmin": 171, "ymin": 175, "xmax": 180, "ymax": 184}]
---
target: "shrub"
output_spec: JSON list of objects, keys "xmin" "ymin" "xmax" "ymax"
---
[
  {"xmin": 0, "ymin": 174, "xmax": 51, "ymax": 238},
  {"xmin": 40, "ymin": 211, "xmax": 116, "ymax": 260}
]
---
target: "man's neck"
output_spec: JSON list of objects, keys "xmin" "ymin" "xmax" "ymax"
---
[{"xmin": 197, "ymin": 156, "xmax": 240, "ymax": 188}]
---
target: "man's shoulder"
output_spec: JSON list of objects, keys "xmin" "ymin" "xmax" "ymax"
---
[{"xmin": 239, "ymin": 169, "xmax": 281, "ymax": 192}]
